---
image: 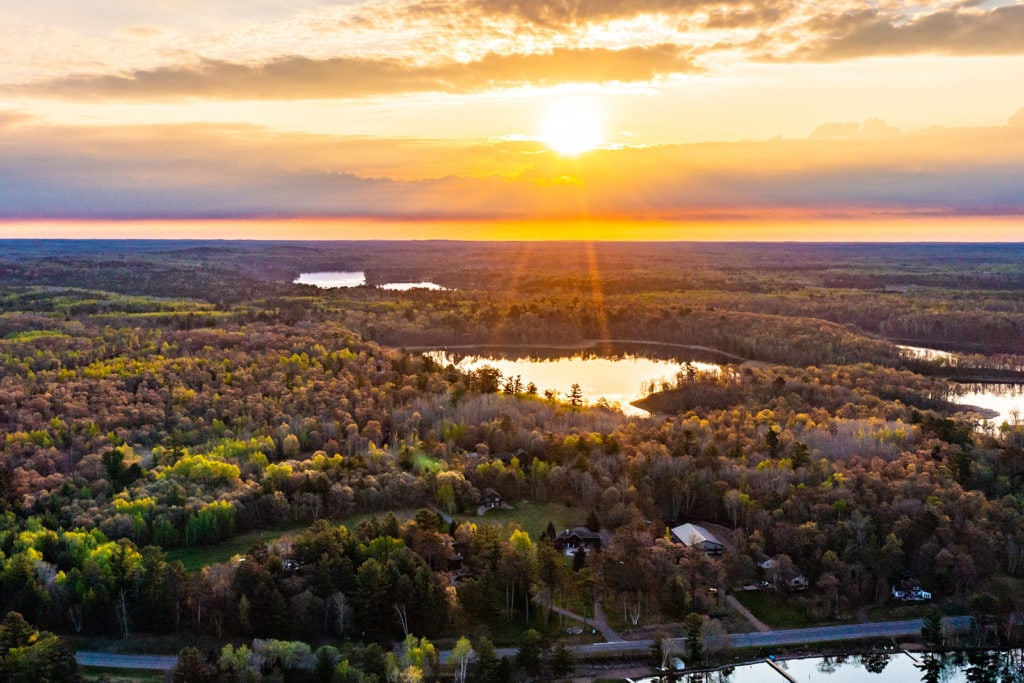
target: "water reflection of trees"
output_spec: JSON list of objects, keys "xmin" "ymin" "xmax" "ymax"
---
[
  {"xmin": 859, "ymin": 651, "xmax": 892, "ymax": 673},
  {"xmin": 915, "ymin": 650, "xmax": 1024, "ymax": 683}
]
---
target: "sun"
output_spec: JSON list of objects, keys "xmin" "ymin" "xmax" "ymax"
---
[{"xmin": 539, "ymin": 99, "xmax": 605, "ymax": 156}]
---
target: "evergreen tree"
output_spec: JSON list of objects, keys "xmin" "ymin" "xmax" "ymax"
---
[
  {"xmin": 921, "ymin": 606, "xmax": 944, "ymax": 647},
  {"xmin": 516, "ymin": 629, "xmax": 544, "ymax": 677},
  {"xmin": 472, "ymin": 636, "xmax": 500, "ymax": 683},
  {"xmin": 549, "ymin": 642, "xmax": 574, "ymax": 679},
  {"xmin": 684, "ymin": 613, "xmax": 704, "ymax": 665}
]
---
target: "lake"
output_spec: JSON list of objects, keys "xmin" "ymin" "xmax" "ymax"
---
[
  {"xmin": 430, "ymin": 344, "xmax": 1024, "ymax": 425},
  {"xmin": 636, "ymin": 649, "xmax": 1022, "ymax": 682},
  {"xmin": 900, "ymin": 345, "xmax": 1024, "ymax": 426},
  {"xmin": 427, "ymin": 347, "xmax": 721, "ymax": 416},
  {"xmin": 293, "ymin": 271, "xmax": 447, "ymax": 290}
]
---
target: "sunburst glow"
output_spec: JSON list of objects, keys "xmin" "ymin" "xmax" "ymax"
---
[{"xmin": 539, "ymin": 100, "xmax": 605, "ymax": 155}]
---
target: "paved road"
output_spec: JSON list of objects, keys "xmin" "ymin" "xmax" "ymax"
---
[
  {"xmin": 79, "ymin": 616, "xmax": 972, "ymax": 671},
  {"xmin": 564, "ymin": 616, "xmax": 972, "ymax": 657},
  {"xmin": 76, "ymin": 651, "xmax": 178, "ymax": 671}
]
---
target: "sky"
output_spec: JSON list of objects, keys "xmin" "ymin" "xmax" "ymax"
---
[{"xmin": 2, "ymin": 0, "xmax": 1024, "ymax": 240}]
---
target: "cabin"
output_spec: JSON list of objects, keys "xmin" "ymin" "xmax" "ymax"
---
[
  {"xmin": 481, "ymin": 488, "xmax": 504, "ymax": 509},
  {"xmin": 670, "ymin": 523, "xmax": 724, "ymax": 557},
  {"xmin": 553, "ymin": 528, "xmax": 602, "ymax": 557}
]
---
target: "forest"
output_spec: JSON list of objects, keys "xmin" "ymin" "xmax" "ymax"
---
[{"xmin": 1, "ymin": 240, "xmax": 1023, "ymax": 682}]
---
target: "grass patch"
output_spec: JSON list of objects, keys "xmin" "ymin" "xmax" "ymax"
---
[
  {"xmin": 82, "ymin": 668, "xmax": 166, "ymax": 682},
  {"xmin": 165, "ymin": 510, "xmax": 421, "ymax": 571},
  {"xmin": 165, "ymin": 523, "xmax": 308, "ymax": 571},
  {"xmin": 731, "ymin": 590, "xmax": 821, "ymax": 629},
  {"xmin": 865, "ymin": 601, "xmax": 935, "ymax": 623},
  {"xmin": 451, "ymin": 501, "xmax": 581, "ymax": 540}
]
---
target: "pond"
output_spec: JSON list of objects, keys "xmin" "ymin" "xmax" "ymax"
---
[
  {"xmin": 427, "ymin": 347, "xmax": 722, "ymax": 417},
  {"xmin": 635, "ymin": 649, "xmax": 1023, "ymax": 682},
  {"xmin": 293, "ymin": 271, "xmax": 447, "ymax": 290},
  {"xmin": 899, "ymin": 345, "xmax": 1024, "ymax": 426}
]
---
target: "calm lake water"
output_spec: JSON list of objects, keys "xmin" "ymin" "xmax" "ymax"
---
[
  {"xmin": 899, "ymin": 345, "xmax": 1024, "ymax": 426},
  {"xmin": 294, "ymin": 271, "xmax": 366, "ymax": 287},
  {"xmin": 431, "ymin": 344, "xmax": 1024, "ymax": 424},
  {"xmin": 428, "ymin": 349, "xmax": 719, "ymax": 416},
  {"xmin": 293, "ymin": 271, "xmax": 447, "ymax": 290},
  {"xmin": 637, "ymin": 649, "xmax": 1022, "ymax": 682}
]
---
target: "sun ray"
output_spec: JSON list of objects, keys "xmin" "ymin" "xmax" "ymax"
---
[{"xmin": 584, "ymin": 241, "xmax": 611, "ymax": 353}]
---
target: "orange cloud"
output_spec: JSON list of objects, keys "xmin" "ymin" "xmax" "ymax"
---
[
  {"xmin": 795, "ymin": 4, "xmax": 1024, "ymax": 60},
  {"xmin": 7, "ymin": 45, "xmax": 696, "ymax": 101},
  {"xmin": 2, "ymin": 111, "xmax": 1024, "ymax": 221}
]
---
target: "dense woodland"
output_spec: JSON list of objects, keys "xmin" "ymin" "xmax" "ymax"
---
[{"xmin": 1, "ymin": 240, "xmax": 1024, "ymax": 681}]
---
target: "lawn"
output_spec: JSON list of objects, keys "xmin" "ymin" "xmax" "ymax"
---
[
  {"xmin": 731, "ymin": 590, "xmax": 822, "ymax": 629},
  {"xmin": 165, "ymin": 524, "xmax": 308, "ymax": 571},
  {"xmin": 451, "ymin": 501, "xmax": 582, "ymax": 540},
  {"xmin": 82, "ymin": 668, "xmax": 166, "ymax": 683},
  {"xmin": 164, "ymin": 503, "xmax": 578, "ymax": 573},
  {"xmin": 165, "ymin": 509, "xmax": 421, "ymax": 571}
]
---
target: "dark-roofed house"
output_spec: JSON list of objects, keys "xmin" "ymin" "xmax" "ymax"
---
[
  {"xmin": 481, "ymin": 488, "xmax": 504, "ymax": 509},
  {"xmin": 670, "ymin": 523, "xmax": 724, "ymax": 557},
  {"xmin": 553, "ymin": 528, "xmax": 602, "ymax": 557}
]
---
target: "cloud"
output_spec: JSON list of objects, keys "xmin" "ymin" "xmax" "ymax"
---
[
  {"xmin": 2, "ymin": 114, "xmax": 1024, "ymax": 220},
  {"xmin": 810, "ymin": 118, "xmax": 900, "ymax": 140},
  {"xmin": 800, "ymin": 4, "xmax": 1024, "ymax": 60},
  {"xmin": 8, "ymin": 44, "xmax": 696, "ymax": 101}
]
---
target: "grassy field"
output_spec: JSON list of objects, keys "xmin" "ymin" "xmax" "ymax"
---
[
  {"xmin": 731, "ymin": 590, "xmax": 823, "ymax": 629},
  {"xmin": 165, "ymin": 503, "xmax": 579, "ymax": 573},
  {"xmin": 164, "ymin": 523, "xmax": 308, "ymax": 571},
  {"xmin": 451, "ymin": 501, "xmax": 582, "ymax": 539},
  {"xmin": 165, "ymin": 509, "xmax": 421, "ymax": 571}
]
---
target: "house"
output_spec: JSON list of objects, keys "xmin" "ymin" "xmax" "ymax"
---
[
  {"xmin": 481, "ymin": 488, "xmax": 504, "ymax": 509},
  {"xmin": 892, "ymin": 579, "xmax": 931, "ymax": 602},
  {"xmin": 670, "ymin": 523, "xmax": 724, "ymax": 557},
  {"xmin": 777, "ymin": 573, "xmax": 809, "ymax": 591},
  {"xmin": 553, "ymin": 528, "xmax": 602, "ymax": 557}
]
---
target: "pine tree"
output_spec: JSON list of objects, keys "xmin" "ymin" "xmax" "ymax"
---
[
  {"xmin": 921, "ymin": 605, "xmax": 944, "ymax": 647},
  {"xmin": 549, "ymin": 642, "xmax": 574, "ymax": 678}
]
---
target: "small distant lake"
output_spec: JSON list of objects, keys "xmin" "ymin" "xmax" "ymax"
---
[
  {"xmin": 294, "ymin": 271, "xmax": 366, "ymax": 288},
  {"xmin": 427, "ymin": 347, "xmax": 721, "ymax": 416},
  {"xmin": 637, "ymin": 649, "xmax": 1022, "ymax": 682},
  {"xmin": 293, "ymin": 271, "xmax": 447, "ymax": 290},
  {"xmin": 900, "ymin": 345, "xmax": 1024, "ymax": 426},
  {"xmin": 379, "ymin": 282, "xmax": 447, "ymax": 291}
]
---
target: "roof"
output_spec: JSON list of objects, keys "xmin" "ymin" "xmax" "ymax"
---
[
  {"xmin": 556, "ymin": 527, "xmax": 601, "ymax": 540},
  {"xmin": 481, "ymin": 488, "xmax": 502, "ymax": 499},
  {"xmin": 670, "ymin": 523, "xmax": 723, "ymax": 548}
]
